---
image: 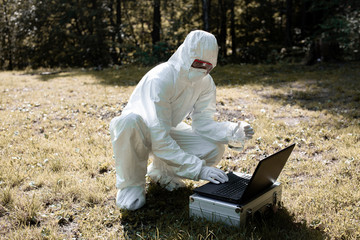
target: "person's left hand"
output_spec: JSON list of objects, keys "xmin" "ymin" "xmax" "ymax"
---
[{"xmin": 199, "ymin": 166, "xmax": 229, "ymax": 184}]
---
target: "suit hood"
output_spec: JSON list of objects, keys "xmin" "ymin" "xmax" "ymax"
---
[{"xmin": 168, "ymin": 30, "xmax": 218, "ymax": 73}]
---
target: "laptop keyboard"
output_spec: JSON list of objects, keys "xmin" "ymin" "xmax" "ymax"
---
[{"xmin": 212, "ymin": 173, "xmax": 250, "ymax": 197}]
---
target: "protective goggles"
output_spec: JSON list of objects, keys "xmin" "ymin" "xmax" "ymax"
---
[{"xmin": 191, "ymin": 59, "xmax": 213, "ymax": 74}]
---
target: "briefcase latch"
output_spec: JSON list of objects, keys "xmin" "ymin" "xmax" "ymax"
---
[{"xmin": 235, "ymin": 207, "xmax": 243, "ymax": 214}]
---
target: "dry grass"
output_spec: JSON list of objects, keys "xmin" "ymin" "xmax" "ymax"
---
[{"xmin": 0, "ymin": 63, "xmax": 359, "ymax": 239}]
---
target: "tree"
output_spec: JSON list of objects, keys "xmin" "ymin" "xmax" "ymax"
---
[
  {"xmin": 218, "ymin": 0, "xmax": 227, "ymax": 59},
  {"xmin": 108, "ymin": 0, "xmax": 123, "ymax": 65},
  {"xmin": 230, "ymin": 0, "xmax": 236, "ymax": 58},
  {"xmin": 116, "ymin": 0, "xmax": 123, "ymax": 64},
  {"xmin": 202, "ymin": 0, "xmax": 211, "ymax": 31},
  {"xmin": 0, "ymin": 0, "xmax": 15, "ymax": 70},
  {"xmin": 301, "ymin": 0, "xmax": 358, "ymax": 64},
  {"xmin": 285, "ymin": 0, "xmax": 293, "ymax": 47},
  {"xmin": 152, "ymin": 0, "xmax": 161, "ymax": 44}
]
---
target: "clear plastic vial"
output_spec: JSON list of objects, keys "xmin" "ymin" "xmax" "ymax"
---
[{"xmin": 228, "ymin": 122, "xmax": 246, "ymax": 151}]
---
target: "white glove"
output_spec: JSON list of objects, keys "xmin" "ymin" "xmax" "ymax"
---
[
  {"xmin": 234, "ymin": 121, "xmax": 254, "ymax": 140},
  {"xmin": 199, "ymin": 166, "xmax": 229, "ymax": 184}
]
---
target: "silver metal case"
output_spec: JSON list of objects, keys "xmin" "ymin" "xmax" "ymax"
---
[{"xmin": 189, "ymin": 181, "xmax": 282, "ymax": 226}]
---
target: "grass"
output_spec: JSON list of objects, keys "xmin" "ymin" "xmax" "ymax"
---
[{"xmin": 0, "ymin": 62, "xmax": 359, "ymax": 239}]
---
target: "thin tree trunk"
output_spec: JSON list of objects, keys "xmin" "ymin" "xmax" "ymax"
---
[
  {"xmin": 109, "ymin": 0, "xmax": 116, "ymax": 64},
  {"xmin": 218, "ymin": 0, "xmax": 227, "ymax": 58},
  {"xmin": 3, "ymin": 2, "xmax": 13, "ymax": 70},
  {"xmin": 285, "ymin": 0, "xmax": 293, "ymax": 47},
  {"xmin": 202, "ymin": 0, "xmax": 210, "ymax": 31},
  {"xmin": 123, "ymin": 1, "xmax": 138, "ymax": 46},
  {"xmin": 244, "ymin": 0, "xmax": 250, "ymax": 47},
  {"xmin": 116, "ymin": 0, "xmax": 122, "ymax": 64},
  {"xmin": 152, "ymin": 0, "xmax": 161, "ymax": 44},
  {"xmin": 230, "ymin": 0, "xmax": 236, "ymax": 57}
]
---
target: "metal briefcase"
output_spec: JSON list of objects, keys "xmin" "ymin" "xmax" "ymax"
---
[{"xmin": 189, "ymin": 181, "xmax": 282, "ymax": 226}]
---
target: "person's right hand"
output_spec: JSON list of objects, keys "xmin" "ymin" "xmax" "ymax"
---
[
  {"xmin": 234, "ymin": 121, "xmax": 254, "ymax": 140},
  {"xmin": 199, "ymin": 166, "xmax": 229, "ymax": 184}
]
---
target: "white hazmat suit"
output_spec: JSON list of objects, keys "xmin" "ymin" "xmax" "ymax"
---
[{"xmin": 110, "ymin": 30, "xmax": 254, "ymax": 211}]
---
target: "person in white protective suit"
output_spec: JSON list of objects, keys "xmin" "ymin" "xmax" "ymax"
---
[{"xmin": 109, "ymin": 30, "xmax": 254, "ymax": 211}]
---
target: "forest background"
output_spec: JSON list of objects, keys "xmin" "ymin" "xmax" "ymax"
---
[{"xmin": 1, "ymin": 0, "xmax": 360, "ymax": 70}]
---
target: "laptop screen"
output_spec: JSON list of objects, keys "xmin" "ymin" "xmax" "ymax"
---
[{"xmin": 240, "ymin": 144, "xmax": 295, "ymax": 202}]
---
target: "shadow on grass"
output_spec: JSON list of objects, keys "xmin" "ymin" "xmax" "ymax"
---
[
  {"xmin": 33, "ymin": 66, "xmax": 152, "ymax": 86},
  {"xmin": 212, "ymin": 62, "xmax": 360, "ymax": 120},
  {"xmin": 256, "ymin": 63, "xmax": 360, "ymax": 120},
  {"xmin": 119, "ymin": 182, "xmax": 326, "ymax": 240}
]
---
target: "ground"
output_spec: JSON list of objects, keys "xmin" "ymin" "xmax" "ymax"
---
[{"xmin": 0, "ymin": 63, "xmax": 359, "ymax": 239}]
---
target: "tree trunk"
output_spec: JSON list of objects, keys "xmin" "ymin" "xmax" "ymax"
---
[
  {"xmin": 123, "ymin": 1, "xmax": 138, "ymax": 46},
  {"xmin": 244, "ymin": 0, "xmax": 250, "ymax": 47},
  {"xmin": 152, "ymin": 0, "xmax": 161, "ymax": 45},
  {"xmin": 218, "ymin": 0, "xmax": 227, "ymax": 58},
  {"xmin": 116, "ymin": 0, "xmax": 122, "ymax": 64},
  {"xmin": 230, "ymin": 0, "xmax": 236, "ymax": 57},
  {"xmin": 285, "ymin": 0, "xmax": 293, "ymax": 47},
  {"xmin": 3, "ymin": 2, "xmax": 13, "ymax": 70},
  {"xmin": 109, "ymin": 0, "xmax": 116, "ymax": 64},
  {"xmin": 0, "ymin": 33, "xmax": 4, "ymax": 68},
  {"xmin": 202, "ymin": 0, "xmax": 210, "ymax": 32}
]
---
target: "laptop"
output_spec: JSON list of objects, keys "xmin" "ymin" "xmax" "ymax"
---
[{"xmin": 193, "ymin": 144, "xmax": 295, "ymax": 204}]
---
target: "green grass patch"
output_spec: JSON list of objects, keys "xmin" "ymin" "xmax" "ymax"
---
[{"xmin": 0, "ymin": 63, "xmax": 359, "ymax": 239}]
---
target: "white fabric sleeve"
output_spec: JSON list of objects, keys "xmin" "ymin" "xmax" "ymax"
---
[
  {"xmin": 142, "ymin": 77, "xmax": 205, "ymax": 180},
  {"xmin": 191, "ymin": 76, "xmax": 237, "ymax": 143}
]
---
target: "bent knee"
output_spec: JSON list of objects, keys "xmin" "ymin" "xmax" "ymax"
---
[
  {"xmin": 110, "ymin": 113, "xmax": 149, "ymax": 142},
  {"xmin": 213, "ymin": 143, "xmax": 225, "ymax": 162},
  {"xmin": 110, "ymin": 113, "xmax": 144, "ymax": 130},
  {"xmin": 204, "ymin": 142, "xmax": 225, "ymax": 166}
]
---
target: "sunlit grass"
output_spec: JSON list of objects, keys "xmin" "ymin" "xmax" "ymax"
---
[{"xmin": 1, "ymin": 63, "xmax": 359, "ymax": 239}]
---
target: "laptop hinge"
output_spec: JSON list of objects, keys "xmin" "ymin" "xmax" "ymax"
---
[{"xmin": 273, "ymin": 191, "xmax": 278, "ymax": 206}]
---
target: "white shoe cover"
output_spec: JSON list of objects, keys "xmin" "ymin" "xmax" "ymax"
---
[
  {"xmin": 116, "ymin": 186, "xmax": 146, "ymax": 211},
  {"xmin": 147, "ymin": 164, "xmax": 185, "ymax": 191}
]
